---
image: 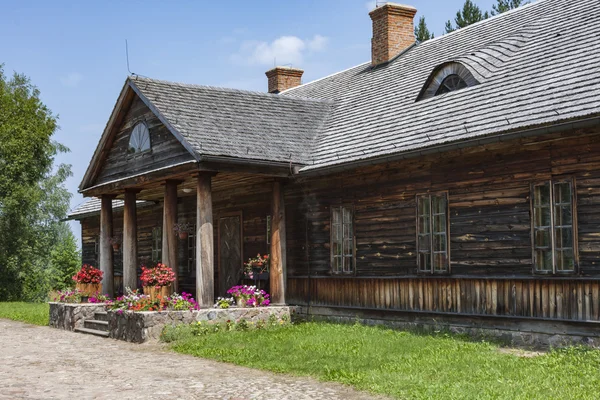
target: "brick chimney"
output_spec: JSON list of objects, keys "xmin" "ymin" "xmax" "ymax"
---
[
  {"xmin": 265, "ymin": 67, "xmax": 304, "ymax": 94},
  {"xmin": 369, "ymin": 3, "xmax": 417, "ymax": 66}
]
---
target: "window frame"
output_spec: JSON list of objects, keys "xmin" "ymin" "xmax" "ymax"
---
[
  {"xmin": 416, "ymin": 192, "xmax": 451, "ymax": 275},
  {"xmin": 127, "ymin": 120, "xmax": 152, "ymax": 156},
  {"xmin": 530, "ymin": 179, "xmax": 578, "ymax": 275},
  {"xmin": 330, "ymin": 204, "xmax": 356, "ymax": 275}
]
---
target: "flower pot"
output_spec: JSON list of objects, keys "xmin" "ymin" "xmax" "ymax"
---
[
  {"xmin": 178, "ymin": 232, "xmax": 189, "ymax": 240},
  {"xmin": 236, "ymin": 298, "xmax": 247, "ymax": 308},
  {"xmin": 143, "ymin": 285, "xmax": 173, "ymax": 301},
  {"xmin": 76, "ymin": 283, "xmax": 102, "ymax": 297},
  {"xmin": 112, "ymin": 243, "xmax": 120, "ymax": 251}
]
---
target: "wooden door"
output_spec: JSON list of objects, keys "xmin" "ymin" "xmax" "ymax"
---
[{"xmin": 218, "ymin": 213, "xmax": 243, "ymax": 297}]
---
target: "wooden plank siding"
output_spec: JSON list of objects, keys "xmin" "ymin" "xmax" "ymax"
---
[{"xmin": 94, "ymin": 95, "xmax": 195, "ymax": 186}]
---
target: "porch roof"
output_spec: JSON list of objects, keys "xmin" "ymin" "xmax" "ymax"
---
[{"xmin": 66, "ymin": 198, "xmax": 154, "ymax": 220}]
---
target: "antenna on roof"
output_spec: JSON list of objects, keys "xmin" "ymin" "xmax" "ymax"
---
[{"xmin": 125, "ymin": 39, "xmax": 135, "ymax": 76}]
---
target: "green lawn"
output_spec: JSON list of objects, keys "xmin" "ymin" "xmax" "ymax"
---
[
  {"xmin": 0, "ymin": 302, "xmax": 49, "ymax": 326},
  {"xmin": 165, "ymin": 321, "xmax": 600, "ymax": 399}
]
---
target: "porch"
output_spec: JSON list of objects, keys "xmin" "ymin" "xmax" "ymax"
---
[{"xmin": 82, "ymin": 167, "xmax": 288, "ymax": 307}]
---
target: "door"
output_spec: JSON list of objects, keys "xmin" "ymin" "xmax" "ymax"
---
[{"xmin": 218, "ymin": 213, "xmax": 243, "ymax": 297}]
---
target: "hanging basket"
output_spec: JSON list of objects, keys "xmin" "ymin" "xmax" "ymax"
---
[
  {"xmin": 112, "ymin": 243, "xmax": 120, "ymax": 251},
  {"xmin": 178, "ymin": 232, "xmax": 189, "ymax": 240},
  {"xmin": 76, "ymin": 283, "xmax": 102, "ymax": 297},
  {"xmin": 143, "ymin": 285, "xmax": 173, "ymax": 301}
]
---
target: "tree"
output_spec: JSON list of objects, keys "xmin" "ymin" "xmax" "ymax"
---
[
  {"xmin": 491, "ymin": 0, "xmax": 528, "ymax": 16},
  {"xmin": 445, "ymin": 0, "xmax": 489, "ymax": 34},
  {"xmin": 0, "ymin": 65, "xmax": 79, "ymax": 301},
  {"xmin": 415, "ymin": 16, "xmax": 434, "ymax": 44}
]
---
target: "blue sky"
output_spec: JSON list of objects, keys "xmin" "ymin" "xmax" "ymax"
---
[{"xmin": 0, "ymin": 0, "xmax": 498, "ymax": 244}]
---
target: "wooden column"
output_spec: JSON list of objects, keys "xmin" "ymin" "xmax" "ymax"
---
[
  {"xmin": 99, "ymin": 195, "xmax": 114, "ymax": 298},
  {"xmin": 270, "ymin": 181, "xmax": 286, "ymax": 305},
  {"xmin": 162, "ymin": 180, "xmax": 179, "ymax": 292},
  {"xmin": 123, "ymin": 190, "xmax": 138, "ymax": 291},
  {"xmin": 196, "ymin": 173, "xmax": 214, "ymax": 308}
]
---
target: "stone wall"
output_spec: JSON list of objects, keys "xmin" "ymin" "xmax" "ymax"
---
[{"xmin": 48, "ymin": 302, "xmax": 106, "ymax": 331}]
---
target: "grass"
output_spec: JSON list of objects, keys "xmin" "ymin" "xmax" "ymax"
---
[
  {"xmin": 0, "ymin": 302, "xmax": 49, "ymax": 326},
  {"xmin": 165, "ymin": 321, "xmax": 600, "ymax": 399}
]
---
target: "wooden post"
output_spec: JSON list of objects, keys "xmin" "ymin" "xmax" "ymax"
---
[
  {"xmin": 123, "ymin": 190, "xmax": 138, "ymax": 291},
  {"xmin": 270, "ymin": 181, "xmax": 286, "ymax": 305},
  {"xmin": 99, "ymin": 195, "xmax": 114, "ymax": 298},
  {"xmin": 196, "ymin": 173, "xmax": 214, "ymax": 308},
  {"xmin": 162, "ymin": 180, "xmax": 179, "ymax": 292}
]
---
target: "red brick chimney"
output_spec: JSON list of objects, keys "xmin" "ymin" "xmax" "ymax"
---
[
  {"xmin": 265, "ymin": 67, "xmax": 304, "ymax": 94},
  {"xmin": 369, "ymin": 3, "xmax": 417, "ymax": 66}
]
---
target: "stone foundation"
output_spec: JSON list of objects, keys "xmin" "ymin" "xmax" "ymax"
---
[
  {"xmin": 49, "ymin": 302, "xmax": 107, "ymax": 331},
  {"xmin": 49, "ymin": 303, "xmax": 293, "ymax": 343}
]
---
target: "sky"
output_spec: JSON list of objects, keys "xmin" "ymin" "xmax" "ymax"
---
[{"xmin": 0, "ymin": 0, "xmax": 498, "ymax": 246}]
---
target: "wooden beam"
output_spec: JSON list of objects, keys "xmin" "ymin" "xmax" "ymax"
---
[
  {"xmin": 270, "ymin": 181, "xmax": 287, "ymax": 304},
  {"xmin": 123, "ymin": 190, "xmax": 138, "ymax": 291},
  {"xmin": 196, "ymin": 173, "xmax": 214, "ymax": 307},
  {"xmin": 162, "ymin": 180, "xmax": 179, "ymax": 292},
  {"xmin": 99, "ymin": 195, "xmax": 115, "ymax": 298}
]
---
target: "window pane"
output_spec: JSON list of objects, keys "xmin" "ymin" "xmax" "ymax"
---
[
  {"xmin": 554, "ymin": 182, "xmax": 572, "ymax": 204},
  {"xmin": 556, "ymin": 249, "xmax": 574, "ymax": 272},
  {"xmin": 418, "ymin": 196, "xmax": 430, "ymax": 217},
  {"xmin": 344, "ymin": 238, "xmax": 353, "ymax": 257},
  {"xmin": 332, "ymin": 207, "xmax": 341, "ymax": 224},
  {"xmin": 555, "ymin": 205, "xmax": 572, "ymax": 227},
  {"xmin": 333, "ymin": 257, "xmax": 342, "ymax": 273},
  {"xmin": 419, "ymin": 216, "xmax": 430, "ymax": 234},
  {"xmin": 534, "ymin": 206, "xmax": 551, "ymax": 227},
  {"xmin": 433, "ymin": 253, "xmax": 447, "ymax": 272},
  {"xmin": 419, "ymin": 253, "xmax": 430, "ymax": 272},
  {"xmin": 343, "ymin": 256, "xmax": 352, "ymax": 273},
  {"xmin": 432, "ymin": 195, "xmax": 447, "ymax": 215},
  {"xmin": 535, "ymin": 250, "xmax": 552, "ymax": 272},
  {"xmin": 418, "ymin": 234, "xmax": 430, "ymax": 252},
  {"xmin": 343, "ymin": 207, "xmax": 352, "ymax": 224},
  {"xmin": 534, "ymin": 229, "xmax": 550, "ymax": 248},
  {"xmin": 534, "ymin": 184, "xmax": 551, "ymax": 206},
  {"xmin": 433, "ymin": 214, "xmax": 446, "ymax": 234},
  {"xmin": 434, "ymin": 234, "xmax": 447, "ymax": 252}
]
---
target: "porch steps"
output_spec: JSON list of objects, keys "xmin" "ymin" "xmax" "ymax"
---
[
  {"xmin": 74, "ymin": 311, "xmax": 110, "ymax": 338},
  {"xmin": 74, "ymin": 326, "xmax": 109, "ymax": 338}
]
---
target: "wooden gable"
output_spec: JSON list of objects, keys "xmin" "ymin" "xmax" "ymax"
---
[{"xmin": 91, "ymin": 91, "xmax": 196, "ymax": 188}]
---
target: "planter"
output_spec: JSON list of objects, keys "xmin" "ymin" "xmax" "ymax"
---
[
  {"xmin": 178, "ymin": 232, "xmax": 189, "ymax": 240},
  {"xmin": 143, "ymin": 285, "xmax": 173, "ymax": 301},
  {"xmin": 236, "ymin": 298, "xmax": 247, "ymax": 308},
  {"xmin": 75, "ymin": 282, "xmax": 102, "ymax": 297}
]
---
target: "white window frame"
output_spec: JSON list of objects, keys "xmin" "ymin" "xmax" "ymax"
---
[
  {"xmin": 330, "ymin": 205, "xmax": 355, "ymax": 274},
  {"xmin": 416, "ymin": 192, "xmax": 450, "ymax": 274}
]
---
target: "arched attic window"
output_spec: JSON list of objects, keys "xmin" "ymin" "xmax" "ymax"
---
[
  {"xmin": 128, "ymin": 121, "xmax": 151, "ymax": 154},
  {"xmin": 416, "ymin": 62, "xmax": 479, "ymax": 101}
]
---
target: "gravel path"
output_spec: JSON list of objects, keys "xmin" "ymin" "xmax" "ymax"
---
[{"xmin": 0, "ymin": 319, "xmax": 383, "ymax": 400}]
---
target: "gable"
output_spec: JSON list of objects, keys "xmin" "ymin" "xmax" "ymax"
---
[{"xmin": 93, "ymin": 93, "xmax": 195, "ymax": 187}]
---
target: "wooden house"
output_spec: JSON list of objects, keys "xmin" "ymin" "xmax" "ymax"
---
[{"xmin": 69, "ymin": 0, "xmax": 600, "ymax": 339}]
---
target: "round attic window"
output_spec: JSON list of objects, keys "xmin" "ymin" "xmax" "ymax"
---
[{"xmin": 128, "ymin": 122, "xmax": 151, "ymax": 154}]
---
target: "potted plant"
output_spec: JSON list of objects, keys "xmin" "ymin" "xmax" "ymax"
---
[
  {"xmin": 226, "ymin": 285, "xmax": 270, "ymax": 308},
  {"xmin": 173, "ymin": 222, "xmax": 192, "ymax": 240},
  {"xmin": 243, "ymin": 254, "xmax": 270, "ymax": 280},
  {"xmin": 72, "ymin": 264, "xmax": 103, "ymax": 300},
  {"xmin": 140, "ymin": 263, "xmax": 176, "ymax": 301},
  {"xmin": 109, "ymin": 236, "xmax": 121, "ymax": 251}
]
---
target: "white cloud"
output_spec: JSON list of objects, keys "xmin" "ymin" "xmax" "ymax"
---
[
  {"xmin": 60, "ymin": 72, "xmax": 83, "ymax": 88},
  {"xmin": 232, "ymin": 34, "xmax": 328, "ymax": 67},
  {"xmin": 365, "ymin": 1, "xmax": 377, "ymax": 11}
]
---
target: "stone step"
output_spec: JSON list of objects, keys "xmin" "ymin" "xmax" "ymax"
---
[
  {"xmin": 84, "ymin": 319, "xmax": 109, "ymax": 332},
  {"xmin": 94, "ymin": 311, "xmax": 108, "ymax": 321},
  {"xmin": 74, "ymin": 327, "xmax": 109, "ymax": 338}
]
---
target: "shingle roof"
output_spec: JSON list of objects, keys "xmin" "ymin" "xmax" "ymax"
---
[
  {"xmin": 281, "ymin": 0, "xmax": 600, "ymax": 171},
  {"xmin": 67, "ymin": 198, "xmax": 152, "ymax": 220},
  {"xmin": 129, "ymin": 77, "xmax": 334, "ymax": 165}
]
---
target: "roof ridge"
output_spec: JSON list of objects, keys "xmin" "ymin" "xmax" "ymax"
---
[{"xmin": 129, "ymin": 75, "xmax": 332, "ymax": 104}]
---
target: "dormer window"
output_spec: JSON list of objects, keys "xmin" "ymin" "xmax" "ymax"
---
[
  {"xmin": 128, "ymin": 122, "xmax": 151, "ymax": 154},
  {"xmin": 417, "ymin": 62, "xmax": 479, "ymax": 101}
]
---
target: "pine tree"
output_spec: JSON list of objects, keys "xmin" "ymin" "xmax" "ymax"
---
[
  {"xmin": 491, "ymin": 0, "xmax": 528, "ymax": 16},
  {"xmin": 445, "ymin": 0, "xmax": 489, "ymax": 34},
  {"xmin": 414, "ymin": 16, "xmax": 434, "ymax": 44}
]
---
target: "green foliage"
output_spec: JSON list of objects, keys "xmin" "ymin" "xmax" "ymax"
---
[
  {"xmin": 0, "ymin": 302, "xmax": 49, "ymax": 325},
  {"xmin": 445, "ymin": 0, "xmax": 489, "ymax": 33},
  {"xmin": 0, "ymin": 64, "xmax": 79, "ymax": 301},
  {"xmin": 166, "ymin": 322, "xmax": 600, "ymax": 399},
  {"xmin": 49, "ymin": 226, "xmax": 81, "ymax": 291},
  {"xmin": 414, "ymin": 16, "xmax": 434, "ymax": 44},
  {"xmin": 491, "ymin": 0, "xmax": 529, "ymax": 16}
]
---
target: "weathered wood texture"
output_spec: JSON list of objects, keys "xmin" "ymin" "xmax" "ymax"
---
[
  {"xmin": 99, "ymin": 196, "xmax": 115, "ymax": 298},
  {"xmin": 93, "ymin": 95, "xmax": 194, "ymax": 186},
  {"xmin": 288, "ymin": 277, "xmax": 600, "ymax": 322},
  {"xmin": 162, "ymin": 180, "xmax": 179, "ymax": 292},
  {"xmin": 196, "ymin": 174, "xmax": 214, "ymax": 307},
  {"xmin": 270, "ymin": 181, "xmax": 286, "ymax": 304},
  {"xmin": 123, "ymin": 190, "xmax": 138, "ymax": 290}
]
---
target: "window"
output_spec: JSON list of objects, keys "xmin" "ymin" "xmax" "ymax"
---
[
  {"xmin": 331, "ymin": 206, "xmax": 354, "ymax": 274},
  {"xmin": 187, "ymin": 225, "xmax": 196, "ymax": 273},
  {"xmin": 151, "ymin": 227, "xmax": 162, "ymax": 263},
  {"xmin": 417, "ymin": 193, "xmax": 449, "ymax": 273},
  {"xmin": 128, "ymin": 122, "xmax": 151, "ymax": 154},
  {"xmin": 532, "ymin": 180, "xmax": 576, "ymax": 273},
  {"xmin": 435, "ymin": 74, "xmax": 468, "ymax": 95}
]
